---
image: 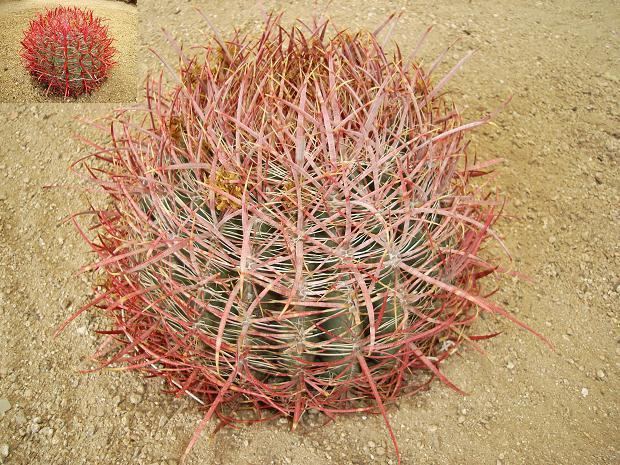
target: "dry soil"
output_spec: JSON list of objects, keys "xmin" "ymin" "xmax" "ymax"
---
[{"xmin": 0, "ymin": 0, "xmax": 618, "ymax": 464}]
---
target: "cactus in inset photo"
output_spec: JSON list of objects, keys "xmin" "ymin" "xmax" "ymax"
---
[
  {"xmin": 64, "ymin": 14, "xmax": 545, "ymax": 463},
  {"xmin": 21, "ymin": 6, "xmax": 116, "ymax": 97}
]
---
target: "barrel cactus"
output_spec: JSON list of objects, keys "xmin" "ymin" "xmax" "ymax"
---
[
  {"xmin": 64, "ymin": 14, "xmax": 541, "ymax": 462},
  {"xmin": 21, "ymin": 6, "xmax": 116, "ymax": 97}
]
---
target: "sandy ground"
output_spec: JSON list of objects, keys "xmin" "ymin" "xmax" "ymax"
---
[
  {"xmin": 0, "ymin": 0, "xmax": 137, "ymax": 103},
  {"xmin": 0, "ymin": 0, "xmax": 618, "ymax": 464}
]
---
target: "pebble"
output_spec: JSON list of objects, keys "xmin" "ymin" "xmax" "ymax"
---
[
  {"xmin": 76, "ymin": 325, "xmax": 88, "ymax": 336},
  {"xmin": 457, "ymin": 415, "xmax": 466, "ymax": 424},
  {"xmin": 0, "ymin": 444, "xmax": 8, "ymax": 459},
  {"xmin": 368, "ymin": 440, "xmax": 376, "ymax": 448},
  {"xmin": 595, "ymin": 370, "xmax": 605, "ymax": 380},
  {"xmin": 129, "ymin": 393, "xmax": 142, "ymax": 405},
  {"xmin": 0, "ymin": 399, "xmax": 11, "ymax": 415},
  {"xmin": 602, "ymin": 72, "xmax": 618, "ymax": 83},
  {"xmin": 506, "ymin": 361, "xmax": 515, "ymax": 370},
  {"xmin": 581, "ymin": 387, "xmax": 589, "ymax": 397},
  {"xmin": 376, "ymin": 446, "xmax": 386, "ymax": 456},
  {"xmin": 14, "ymin": 411, "xmax": 26, "ymax": 425}
]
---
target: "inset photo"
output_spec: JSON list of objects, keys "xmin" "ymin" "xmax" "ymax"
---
[{"xmin": 0, "ymin": 0, "xmax": 137, "ymax": 103}]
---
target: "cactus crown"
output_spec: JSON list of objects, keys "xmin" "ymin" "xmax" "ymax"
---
[
  {"xmin": 68, "ymin": 14, "xmax": 542, "ymax": 463},
  {"xmin": 21, "ymin": 6, "xmax": 116, "ymax": 97}
]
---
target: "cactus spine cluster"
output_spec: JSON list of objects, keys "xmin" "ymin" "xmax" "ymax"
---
[
  {"xmin": 21, "ymin": 6, "xmax": 116, "ymax": 97},
  {"xmin": 64, "ymin": 14, "xmax": 542, "ymax": 463}
]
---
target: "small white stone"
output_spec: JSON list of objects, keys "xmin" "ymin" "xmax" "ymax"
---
[
  {"xmin": 129, "ymin": 393, "xmax": 142, "ymax": 405},
  {"xmin": 368, "ymin": 440, "xmax": 376, "ymax": 448},
  {"xmin": 581, "ymin": 387, "xmax": 589, "ymax": 397},
  {"xmin": 595, "ymin": 370, "xmax": 605, "ymax": 380},
  {"xmin": 14, "ymin": 412, "xmax": 26, "ymax": 425},
  {"xmin": 0, "ymin": 399, "xmax": 10, "ymax": 415},
  {"xmin": 0, "ymin": 444, "xmax": 8, "ymax": 458},
  {"xmin": 76, "ymin": 326, "xmax": 87, "ymax": 336},
  {"xmin": 506, "ymin": 361, "xmax": 515, "ymax": 370}
]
